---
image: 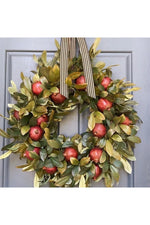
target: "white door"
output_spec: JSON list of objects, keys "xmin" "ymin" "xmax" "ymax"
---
[{"xmin": 0, "ymin": 38, "xmax": 149, "ymax": 187}]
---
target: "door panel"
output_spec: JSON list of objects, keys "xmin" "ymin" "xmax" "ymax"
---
[{"xmin": 0, "ymin": 38, "xmax": 150, "ymax": 187}]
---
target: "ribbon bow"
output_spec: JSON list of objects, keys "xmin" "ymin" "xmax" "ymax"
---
[{"xmin": 60, "ymin": 38, "xmax": 96, "ymax": 99}]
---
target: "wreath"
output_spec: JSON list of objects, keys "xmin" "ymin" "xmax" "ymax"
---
[{"xmin": 0, "ymin": 38, "xmax": 141, "ymax": 187}]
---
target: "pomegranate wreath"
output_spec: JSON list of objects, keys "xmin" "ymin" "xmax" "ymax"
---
[{"xmin": 0, "ymin": 39, "xmax": 141, "ymax": 187}]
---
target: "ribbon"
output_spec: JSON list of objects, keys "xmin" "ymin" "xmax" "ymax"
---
[{"xmin": 60, "ymin": 38, "xmax": 96, "ymax": 99}]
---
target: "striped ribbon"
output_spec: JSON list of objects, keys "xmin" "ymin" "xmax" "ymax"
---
[{"xmin": 60, "ymin": 38, "xmax": 96, "ymax": 99}]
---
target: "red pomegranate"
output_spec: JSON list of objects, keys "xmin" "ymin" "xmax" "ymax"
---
[
  {"xmin": 93, "ymin": 165, "xmax": 102, "ymax": 180},
  {"xmin": 29, "ymin": 126, "xmax": 43, "ymax": 141},
  {"xmin": 43, "ymin": 166, "xmax": 57, "ymax": 174},
  {"xmin": 75, "ymin": 75, "xmax": 86, "ymax": 90},
  {"xmin": 97, "ymin": 98, "xmax": 113, "ymax": 112},
  {"xmin": 121, "ymin": 116, "xmax": 132, "ymax": 125},
  {"xmin": 51, "ymin": 89, "xmax": 66, "ymax": 104},
  {"xmin": 63, "ymin": 147, "xmax": 78, "ymax": 161},
  {"xmin": 14, "ymin": 110, "xmax": 20, "ymax": 120},
  {"xmin": 89, "ymin": 147, "xmax": 103, "ymax": 163},
  {"xmin": 92, "ymin": 123, "xmax": 106, "ymax": 138},
  {"xmin": 24, "ymin": 147, "xmax": 40, "ymax": 160},
  {"xmin": 37, "ymin": 115, "xmax": 49, "ymax": 126},
  {"xmin": 32, "ymin": 81, "xmax": 43, "ymax": 95},
  {"xmin": 101, "ymin": 77, "xmax": 112, "ymax": 89}
]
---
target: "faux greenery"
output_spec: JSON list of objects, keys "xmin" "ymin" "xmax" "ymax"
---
[{"xmin": 0, "ymin": 39, "xmax": 141, "ymax": 187}]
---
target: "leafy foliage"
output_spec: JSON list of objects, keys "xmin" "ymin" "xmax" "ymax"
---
[{"xmin": 0, "ymin": 38, "xmax": 141, "ymax": 187}]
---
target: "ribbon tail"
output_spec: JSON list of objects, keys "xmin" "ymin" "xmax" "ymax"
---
[
  {"xmin": 60, "ymin": 38, "xmax": 69, "ymax": 98},
  {"xmin": 69, "ymin": 38, "xmax": 76, "ymax": 59},
  {"xmin": 77, "ymin": 38, "xmax": 96, "ymax": 99}
]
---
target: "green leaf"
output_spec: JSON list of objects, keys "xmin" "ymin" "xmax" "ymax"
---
[
  {"xmin": 95, "ymin": 61, "xmax": 105, "ymax": 69},
  {"xmin": 121, "ymin": 158, "xmax": 132, "ymax": 174},
  {"xmin": 55, "ymin": 39, "xmax": 60, "ymax": 50},
  {"xmin": 40, "ymin": 149, "xmax": 47, "ymax": 161},
  {"xmin": 95, "ymin": 173, "xmax": 104, "ymax": 182},
  {"xmin": 8, "ymin": 80, "xmax": 17, "ymax": 94},
  {"xmin": 7, "ymin": 128, "xmax": 20, "ymax": 138},
  {"xmin": 55, "ymin": 176, "xmax": 70, "ymax": 187},
  {"xmin": 48, "ymin": 64, "xmax": 60, "ymax": 83},
  {"xmin": 120, "ymin": 124, "xmax": 131, "ymax": 135},
  {"xmin": 22, "ymin": 164, "xmax": 34, "ymax": 172},
  {"xmin": 36, "ymin": 98, "xmax": 48, "ymax": 106},
  {"xmin": 125, "ymin": 87, "xmax": 140, "ymax": 93},
  {"xmin": 20, "ymin": 72, "xmax": 25, "ymax": 80},
  {"xmin": 30, "ymin": 141, "xmax": 41, "ymax": 148},
  {"xmin": 105, "ymin": 140, "xmax": 121, "ymax": 160},
  {"xmin": 79, "ymin": 175, "xmax": 86, "ymax": 188},
  {"xmin": 35, "ymin": 106, "xmax": 47, "ymax": 114},
  {"xmin": 127, "ymin": 136, "xmax": 141, "ymax": 143},
  {"xmin": 110, "ymin": 165, "xmax": 120, "ymax": 182},
  {"xmin": 98, "ymin": 138, "xmax": 106, "ymax": 148},
  {"xmin": 50, "ymin": 87, "xmax": 59, "ymax": 94},
  {"xmin": 99, "ymin": 91, "xmax": 108, "ymax": 98},
  {"xmin": 104, "ymin": 173, "xmax": 112, "ymax": 187},
  {"xmin": 92, "ymin": 38, "xmax": 101, "ymax": 53},
  {"xmin": 32, "ymin": 73, "xmax": 40, "ymax": 83},
  {"xmin": 125, "ymin": 155, "xmax": 136, "ymax": 161},
  {"xmin": 34, "ymin": 173, "xmax": 40, "ymax": 188},
  {"xmin": 0, "ymin": 114, "xmax": 10, "ymax": 120},
  {"xmin": 102, "ymin": 162, "xmax": 109, "ymax": 173},
  {"xmin": 70, "ymin": 157, "xmax": 79, "ymax": 166},
  {"xmin": 43, "ymin": 89, "xmax": 52, "ymax": 98},
  {"xmin": 107, "ymin": 129, "xmax": 115, "ymax": 138},
  {"xmin": 44, "ymin": 158, "xmax": 53, "ymax": 168},
  {"xmin": 68, "ymin": 72, "xmax": 82, "ymax": 79},
  {"xmin": 77, "ymin": 142, "xmax": 83, "ymax": 153},
  {"xmin": 41, "ymin": 51, "xmax": 47, "ymax": 66},
  {"xmin": 2, "ymin": 142, "xmax": 15, "ymax": 151},
  {"xmin": 103, "ymin": 110, "xmax": 113, "ymax": 120},
  {"xmin": 58, "ymin": 161, "xmax": 67, "ymax": 174},
  {"xmin": 24, "ymin": 77, "xmax": 31, "ymax": 91},
  {"xmin": 111, "ymin": 134, "xmax": 123, "ymax": 142},
  {"xmin": 113, "ymin": 116, "xmax": 121, "ymax": 125},
  {"xmin": 0, "ymin": 129, "xmax": 10, "ymax": 138},
  {"xmin": 20, "ymin": 115, "xmax": 31, "ymax": 126},
  {"xmin": 47, "ymin": 139, "xmax": 61, "ymax": 149},
  {"xmin": 112, "ymin": 150, "xmax": 121, "ymax": 160},
  {"xmin": 114, "ymin": 125, "xmax": 121, "ymax": 134},
  {"xmin": 33, "ymin": 55, "xmax": 38, "ymax": 63},
  {"xmin": 100, "ymin": 151, "xmax": 106, "ymax": 163},
  {"xmin": 74, "ymin": 83, "xmax": 87, "ymax": 89},
  {"xmin": 62, "ymin": 141, "xmax": 73, "ymax": 148},
  {"xmin": 119, "ymin": 114, "xmax": 126, "ymax": 123},
  {"xmin": 7, "ymin": 143, "xmax": 26, "ymax": 152},
  {"xmin": 21, "ymin": 125, "xmax": 30, "ymax": 136},
  {"xmin": 65, "ymin": 77, "xmax": 72, "ymax": 86},
  {"xmin": 72, "ymin": 165, "xmax": 81, "ymax": 177},
  {"xmin": 29, "ymin": 151, "xmax": 40, "ymax": 159},
  {"xmin": 50, "ymin": 157, "xmax": 63, "ymax": 168},
  {"xmin": 44, "ymin": 128, "xmax": 50, "ymax": 140},
  {"xmin": 0, "ymin": 150, "xmax": 12, "ymax": 159},
  {"xmin": 105, "ymin": 140, "xmax": 113, "ymax": 157},
  {"xmin": 80, "ymin": 157, "xmax": 90, "ymax": 166},
  {"xmin": 88, "ymin": 112, "xmax": 95, "ymax": 131},
  {"xmin": 94, "ymin": 111, "xmax": 105, "ymax": 122},
  {"xmin": 112, "ymin": 160, "xmax": 123, "ymax": 169}
]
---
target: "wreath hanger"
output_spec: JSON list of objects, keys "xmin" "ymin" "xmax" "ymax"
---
[{"xmin": 60, "ymin": 38, "xmax": 96, "ymax": 99}]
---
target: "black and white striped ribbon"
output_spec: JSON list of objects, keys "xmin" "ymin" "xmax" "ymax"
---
[
  {"xmin": 60, "ymin": 38, "xmax": 96, "ymax": 99},
  {"xmin": 60, "ymin": 38, "xmax": 69, "ymax": 98}
]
